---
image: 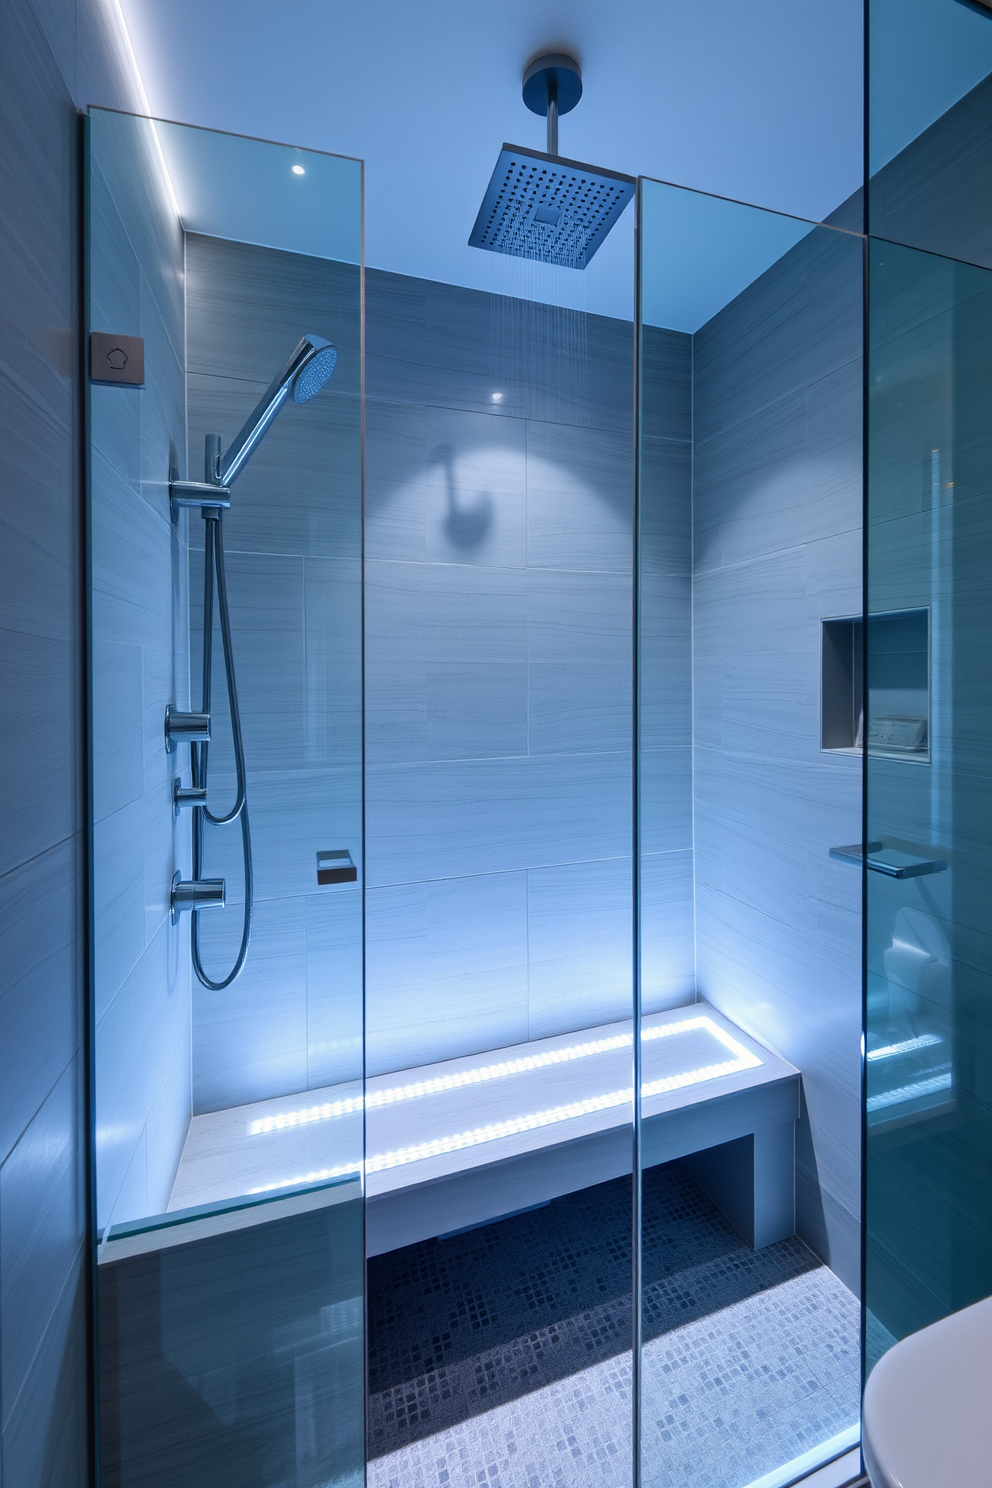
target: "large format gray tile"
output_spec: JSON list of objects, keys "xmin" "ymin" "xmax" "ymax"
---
[
  {"xmin": 692, "ymin": 748, "xmax": 861, "ymax": 939},
  {"xmin": 185, "ymin": 233, "xmax": 361, "ymax": 400},
  {"xmin": 638, "ymin": 435, "xmax": 692, "ymax": 576},
  {"xmin": 694, "ymin": 363, "xmax": 861, "ymax": 572},
  {"xmin": 526, "ymin": 567, "xmax": 632, "ymax": 663},
  {"xmin": 187, "ymin": 372, "xmax": 361, "ymax": 560},
  {"xmin": 92, "ymin": 638, "xmax": 144, "ymax": 820},
  {"xmin": 366, "ymin": 559, "xmax": 528, "ymax": 669},
  {"xmin": 639, "ymin": 849, "xmax": 696, "ymax": 1012},
  {"xmin": 365, "ymin": 873, "xmax": 529, "ymax": 1075},
  {"xmin": 138, "ymin": 263, "xmax": 186, "ymax": 510},
  {"xmin": 638, "ymin": 748, "xmax": 693, "ymax": 856},
  {"xmin": 193, "ymin": 894, "xmax": 308, "ymax": 1113},
  {"xmin": 365, "ymin": 398, "xmax": 429, "ymax": 562},
  {"xmin": 91, "ymin": 450, "xmax": 174, "ymax": 651},
  {"xmin": 192, "ymin": 766, "xmax": 363, "ymax": 905},
  {"xmin": 695, "ymin": 884, "xmax": 861, "ymax": 1238},
  {"xmin": 528, "ymin": 661, "xmax": 631, "ymax": 756},
  {"xmin": 1, "ymin": 1062, "xmax": 83, "ymax": 1411},
  {"xmin": 0, "ymin": 839, "xmax": 81, "ymax": 1164},
  {"xmin": 190, "ymin": 548, "xmax": 307, "ymax": 772},
  {"xmin": 306, "ymin": 889, "xmax": 364, "ymax": 1089},
  {"xmin": 423, "ymin": 405, "xmax": 526, "ymax": 568},
  {"xmin": 0, "ymin": 625, "xmax": 78, "ymax": 876},
  {"xmin": 366, "ymin": 752, "xmax": 632, "ymax": 887},
  {"xmin": 95, "ymin": 918, "xmax": 190, "ymax": 1227},
  {"xmin": 0, "ymin": 1254, "xmax": 88, "ymax": 1488},
  {"xmin": 638, "ymin": 571, "xmax": 692, "ymax": 751},
  {"xmin": 693, "ymin": 224, "xmax": 862, "ymax": 444},
  {"xmin": 526, "ymin": 421, "xmax": 633, "ymax": 573},
  {"xmin": 427, "ymin": 661, "xmax": 528, "ymax": 760},
  {"xmin": 640, "ymin": 325, "xmax": 692, "ymax": 443},
  {"xmin": 87, "ymin": 108, "xmax": 185, "ymax": 351},
  {"xmin": 304, "ymin": 554, "xmax": 363, "ymax": 769},
  {"xmin": 527, "ymin": 857, "xmax": 634, "ymax": 1039}
]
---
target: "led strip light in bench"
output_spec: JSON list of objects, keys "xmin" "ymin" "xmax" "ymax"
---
[{"xmin": 246, "ymin": 1015, "xmax": 762, "ymax": 1195}]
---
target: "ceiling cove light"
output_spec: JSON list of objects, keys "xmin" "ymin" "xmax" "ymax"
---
[
  {"xmin": 292, "ymin": 164, "xmax": 306, "ymax": 176},
  {"xmin": 247, "ymin": 1016, "xmax": 761, "ymax": 1137}
]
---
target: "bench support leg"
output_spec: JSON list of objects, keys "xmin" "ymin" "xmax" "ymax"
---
[{"xmin": 679, "ymin": 1123, "xmax": 795, "ymax": 1249}]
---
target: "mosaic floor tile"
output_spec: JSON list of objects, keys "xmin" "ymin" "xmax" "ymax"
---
[{"xmin": 367, "ymin": 1163, "xmax": 860, "ymax": 1488}]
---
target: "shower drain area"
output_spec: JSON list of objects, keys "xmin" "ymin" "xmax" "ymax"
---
[{"xmin": 367, "ymin": 1163, "xmax": 860, "ymax": 1488}]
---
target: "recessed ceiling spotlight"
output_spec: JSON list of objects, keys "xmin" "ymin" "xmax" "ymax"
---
[
  {"xmin": 292, "ymin": 164, "xmax": 305, "ymax": 176},
  {"xmin": 491, "ymin": 391, "xmax": 504, "ymax": 402}
]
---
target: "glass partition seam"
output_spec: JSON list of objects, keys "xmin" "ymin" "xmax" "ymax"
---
[
  {"xmin": 631, "ymin": 175, "xmax": 644, "ymax": 1488},
  {"xmin": 80, "ymin": 108, "xmax": 101, "ymax": 1488},
  {"xmin": 359, "ymin": 153, "xmax": 369, "ymax": 1488},
  {"xmin": 859, "ymin": 222, "xmax": 870, "ymax": 1460}
]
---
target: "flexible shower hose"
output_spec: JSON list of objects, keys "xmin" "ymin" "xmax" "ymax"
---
[{"xmin": 190, "ymin": 511, "xmax": 253, "ymax": 989}]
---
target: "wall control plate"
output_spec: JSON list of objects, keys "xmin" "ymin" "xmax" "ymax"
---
[{"xmin": 90, "ymin": 331, "xmax": 144, "ymax": 387}]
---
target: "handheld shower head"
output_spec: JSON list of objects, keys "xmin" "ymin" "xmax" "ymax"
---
[
  {"xmin": 213, "ymin": 333, "xmax": 337, "ymax": 486},
  {"xmin": 290, "ymin": 341, "xmax": 337, "ymax": 402}
]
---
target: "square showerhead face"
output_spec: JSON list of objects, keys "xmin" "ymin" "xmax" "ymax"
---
[{"xmin": 469, "ymin": 144, "xmax": 635, "ymax": 270}]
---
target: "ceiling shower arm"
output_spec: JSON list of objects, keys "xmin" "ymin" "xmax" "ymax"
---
[{"xmin": 547, "ymin": 78, "xmax": 558, "ymax": 155}]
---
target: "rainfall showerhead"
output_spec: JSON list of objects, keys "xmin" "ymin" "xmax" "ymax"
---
[
  {"xmin": 469, "ymin": 53, "xmax": 634, "ymax": 270},
  {"xmin": 214, "ymin": 333, "xmax": 337, "ymax": 486}
]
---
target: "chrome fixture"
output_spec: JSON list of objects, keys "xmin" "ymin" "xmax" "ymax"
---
[
  {"xmin": 829, "ymin": 842, "xmax": 948, "ymax": 878},
  {"xmin": 177, "ymin": 333, "xmax": 339, "ymax": 991},
  {"xmin": 169, "ymin": 476, "xmax": 230, "ymax": 522},
  {"xmin": 173, "ymin": 779, "xmax": 208, "ymax": 816},
  {"xmin": 209, "ymin": 333, "xmax": 338, "ymax": 487},
  {"xmin": 170, "ymin": 871, "xmax": 226, "ymax": 925},
  {"xmin": 469, "ymin": 53, "xmax": 634, "ymax": 269},
  {"xmin": 164, "ymin": 706, "xmax": 210, "ymax": 753},
  {"xmin": 521, "ymin": 53, "xmax": 583, "ymax": 157}
]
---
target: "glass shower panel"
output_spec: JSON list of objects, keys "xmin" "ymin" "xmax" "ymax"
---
[
  {"xmin": 87, "ymin": 108, "xmax": 363, "ymax": 1486},
  {"xmin": 636, "ymin": 178, "xmax": 864, "ymax": 1488},
  {"xmin": 865, "ymin": 236, "xmax": 992, "ymax": 1363}
]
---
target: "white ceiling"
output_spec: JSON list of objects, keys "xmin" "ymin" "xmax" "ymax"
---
[{"xmin": 118, "ymin": 0, "xmax": 864, "ymax": 321}]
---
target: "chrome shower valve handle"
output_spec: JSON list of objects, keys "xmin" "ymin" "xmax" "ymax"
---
[
  {"xmin": 170, "ymin": 871, "xmax": 225, "ymax": 926},
  {"xmin": 173, "ymin": 779, "xmax": 208, "ymax": 816},
  {"xmin": 164, "ymin": 705, "xmax": 210, "ymax": 753}
]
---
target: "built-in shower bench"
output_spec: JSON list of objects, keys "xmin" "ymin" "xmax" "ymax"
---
[{"xmin": 167, "ymin": 1002, "xmax": 799, "ymax": 1257}]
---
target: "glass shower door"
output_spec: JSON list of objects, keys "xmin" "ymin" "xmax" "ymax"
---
[
  {"xmin": 864, "ymin": 236, "xmax": 992, "ymax": 1359},
  {"xmin": 87, "ymin": 109, "xmax": 364, "ymax": 1487},
  {"xmin": 635, "ymin": 177, "xmax": 865, "ymax": 1488}
]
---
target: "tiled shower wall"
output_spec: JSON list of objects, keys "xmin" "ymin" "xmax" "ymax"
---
[
  {"xmin": 185, "ymin": 233, "xmax": 363, "ymax": 1115},
  {"xmin": 690, "ymin": 225, "xmax": 864, "ymax": 1291},
  {"xmin": 0, "ymin": 0, "xmax": 140, "ymax": 1477},
  {"xmin": 89, "ymin": 111, "xmax": 190, "ymax": 1230},
  {"xmin": 185, "ymin": 258, "xmax": 697, "ymax": 1101},
  {"xmin": 363, "ymin": 274, "xmax": 694, "ymax": 1077}
]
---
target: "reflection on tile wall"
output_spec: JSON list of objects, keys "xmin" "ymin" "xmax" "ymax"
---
[
  {"xmin": 364, "ymin": 273, "xmax": 685, "ymax": 1078},
  {"xmin": 89, "ymin": 110, "xmax": 190, "ymax": 1230},
  {"xmin": 184, "ymin": 234, "xmax": 363, "ymax": 1115},
  {"xmin": 690, "ymin": 226, "xmax": 864, "ymax": 1292}
]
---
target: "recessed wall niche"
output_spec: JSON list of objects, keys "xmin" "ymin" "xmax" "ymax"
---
[{"xmin": 821, "ymin": 609, "xmax": 930, "ymax": 762}]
